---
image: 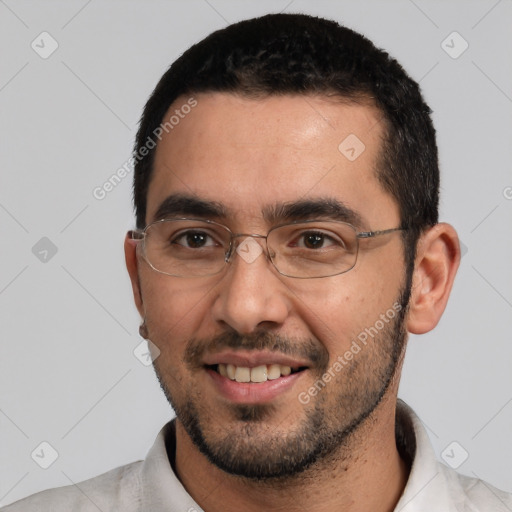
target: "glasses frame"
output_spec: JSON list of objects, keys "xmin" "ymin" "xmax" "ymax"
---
[{"xmin": 130, "ymin": 217, "xmax": 406, "ymax": 279}]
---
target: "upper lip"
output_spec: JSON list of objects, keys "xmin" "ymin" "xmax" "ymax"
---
[{"xmin": 202, "ymin": 350, "xmax": 310, "ymax": 369}]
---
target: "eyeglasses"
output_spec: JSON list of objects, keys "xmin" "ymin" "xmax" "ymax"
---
[{"xmin": 130, "ymin": 218, "xmax": 405, "ymax": 279}]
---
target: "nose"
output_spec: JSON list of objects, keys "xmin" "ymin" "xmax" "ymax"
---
[{"xmin": 211, "ymin": 236, "xmax": 291, "ymax": 334}]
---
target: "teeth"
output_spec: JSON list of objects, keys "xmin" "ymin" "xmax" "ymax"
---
[
  {"xmin": 267, "ymin": 364, "xmax": 281, "ymax": 380},
  {"xmin": 250, "ymin": 365, "xmax": 267, "ymax": 383},
  {"xmin": 226, "ymin": 364, "xmax": 236, "ymax": 380},
  {"xmin": 234, "ymin": 366, "xmax": 251, "ymax": 383},
  {"xmin": 280, "ymin": 365, "xmax": 291, "ymax": 376},
  {"xmin": 216, "ymin": 363, "xmax": 296, "ymax": 382}
]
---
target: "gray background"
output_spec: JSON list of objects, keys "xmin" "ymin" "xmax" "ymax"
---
[{"xmin": 1, "ymin": 0, "xmax": 511, "ymax": 506}]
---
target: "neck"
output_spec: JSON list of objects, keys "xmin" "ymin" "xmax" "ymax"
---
[{"xmin": 174, "ymin": 394, "xmax": 409, "ymax": 512}]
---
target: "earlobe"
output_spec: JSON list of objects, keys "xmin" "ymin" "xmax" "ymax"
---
[
  {"xmin": 124, "ymin": 233, "xmax": 145, "ymax": 317},
  {"xmin": 406, "ymin": 223, "xmax": 460, "ymax": 335}
]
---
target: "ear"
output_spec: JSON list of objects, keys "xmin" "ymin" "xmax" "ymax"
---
[
  {"xmin": 124, "ymin": 232, "xmax": 145, "ymax": 318},
  {"xmin": 406, "ymin": 223, "xmax": 460, "ymax": 334}
]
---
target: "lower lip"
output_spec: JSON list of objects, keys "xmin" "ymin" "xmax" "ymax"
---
[{"xmin": 206, "ymin": 367, "xmax": 306, "ymax": 404}]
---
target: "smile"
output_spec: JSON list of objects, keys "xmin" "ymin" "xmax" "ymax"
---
[
  {"xmin": 202, "ymin": 350, "xmax": 311, "ymax": 403},
  {"xmin": 208, "ymin": 363, "xmax": 306, "ymax": 383}
]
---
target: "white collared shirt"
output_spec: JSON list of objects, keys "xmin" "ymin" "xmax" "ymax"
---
[{"xmin": 3, "ymin": 401, "xmax": 511, "ymax": 511}]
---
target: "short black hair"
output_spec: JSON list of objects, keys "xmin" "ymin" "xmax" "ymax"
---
[{"xmin": 133, "ymin": 13, "xmax": 439, "ymax": 270}]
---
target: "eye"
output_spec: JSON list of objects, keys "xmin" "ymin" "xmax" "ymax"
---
[
  {"xmin": 293, "ymin": 230, "xmax": 344, "ymax": 250},
  {"xmin": 172, "ymin": 230, "xmax": 219, "ymax": 249}
]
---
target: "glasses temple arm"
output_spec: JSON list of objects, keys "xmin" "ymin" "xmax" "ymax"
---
[
  {"xmin": 357, "ymin": 227, "xmax": 407, "ymax": 239},
  {"xmin": 128, "ymin": 229, "xmax": 145, "ymax": 240}
]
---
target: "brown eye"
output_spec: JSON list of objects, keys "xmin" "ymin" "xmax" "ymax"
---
[
  {"xmin": 172, "ymin": 230, "xmax": 217, "ymax": 248},
  {"xmin": 295, "ymin": 231, "xmax": 341, "ymax": 250},
  {"xmin": 303, "ymin": 233, "xmax": 325, "ymax": 249}
]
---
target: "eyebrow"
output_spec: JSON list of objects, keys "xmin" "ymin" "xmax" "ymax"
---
[
  {"xmin": 152, "ymin": 194, "xmax": 228, "ymax": 222},
  {"xmin": 152, "ymin": 193, "xmax": 365, "ymax": 228},
  {"xmin": 263, "ymin": 198, "xmax": 365, "ymax": 228}
]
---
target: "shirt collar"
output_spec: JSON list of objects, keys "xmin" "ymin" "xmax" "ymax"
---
[
  {"xmin": 394, "ymin": 400, "xmax": 460, "ymax": 511},
  {"xmin": 140, "ymin": 420, "xmax": 200, "ymax": 511},
  {"xmin": 139, "ymin": 400, "xmax": 460, "ymax": 512}
]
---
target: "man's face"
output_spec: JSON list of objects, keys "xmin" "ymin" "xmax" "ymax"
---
[{"xmin": 133, "ymin": 93, "xmax": 410, "ymax": 478}]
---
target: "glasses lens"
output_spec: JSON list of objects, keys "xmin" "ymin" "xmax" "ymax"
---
[
  {"xmin": 268, "ymin": 221, "xmax": 358, "ymax": 278},
  {"xmin": 143, "ymin": 220, "xmax": 230, "ymax": 277}
]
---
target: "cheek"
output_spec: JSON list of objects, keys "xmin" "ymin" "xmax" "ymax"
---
[
  {"xmin": 287, "ymin": 263, "xmax": 400, "ymax": 355},
  {"xmin": 139, "ymin": 270, "xmax": 215, "ymax": 345}
]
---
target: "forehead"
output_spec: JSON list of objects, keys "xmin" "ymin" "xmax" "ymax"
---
[{"xmin": 147, "ymin": 93, "xmax": 397, "ymax": 228}]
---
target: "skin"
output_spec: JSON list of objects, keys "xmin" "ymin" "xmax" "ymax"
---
[{"xmin": 125, "ymin": 93, "xmax": 460, "ymax": 512}]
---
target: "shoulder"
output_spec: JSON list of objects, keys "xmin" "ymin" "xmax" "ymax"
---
[
  {"xmin": 396, "ymin": 401, "xmax": 512, "ymax": 511},
  {"xmin": 1, "ymin": 461, "xmax": 143, "ymax": 512},
  {"xmin": 442, "ymin": 464, "xmax": 512, "ymax": 511},
  {"xmin": 1, "ymin": 420, "xmax": 182, "ymax": 512}
]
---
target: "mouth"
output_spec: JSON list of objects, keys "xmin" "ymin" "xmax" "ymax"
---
[
  {"xmin": 206, "ymin": 363, "xmax": 308, "ymax": 383},
  {"xmin": 202, "ymin": 352, "xmax": 310, "ymax": 404}
]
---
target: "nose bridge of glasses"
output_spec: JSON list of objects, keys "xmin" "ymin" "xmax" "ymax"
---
[
  {"xmin": 232, "ymin": 233, "xmax": 268, "ymax": 241},
  {"xmin": 225, "ymin": 232, "xmax": 269, "ymax": 262}
]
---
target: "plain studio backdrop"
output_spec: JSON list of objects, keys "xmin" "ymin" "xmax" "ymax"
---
[{"xmin": 1, "ymin": 0, "xmax": 511, "ymax": 506}]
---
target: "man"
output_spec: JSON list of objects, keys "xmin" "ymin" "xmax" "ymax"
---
[{"xmin": 4, "ymin": 12, "xmax": 511, "ymax": 512}]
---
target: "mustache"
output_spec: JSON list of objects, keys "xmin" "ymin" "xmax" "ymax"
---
[{"xmin": 184, "ymin": 330, "xmax": 330, "ymax": 371}]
